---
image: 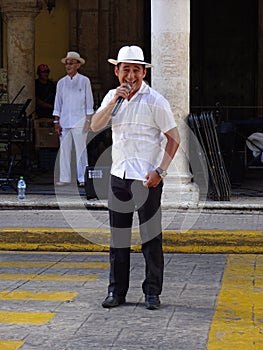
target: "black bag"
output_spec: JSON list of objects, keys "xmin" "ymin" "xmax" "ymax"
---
[{"xmin": 84, "ymin": 166, "xmax": 110, "ymax": 200}]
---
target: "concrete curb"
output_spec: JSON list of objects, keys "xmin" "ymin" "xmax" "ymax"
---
[
  {"xmin": 1, "ymin": 228, "xmax": 263, "ymax": 253},
  {"xmin": 1, "ymin": 196, "xmax": 263, "ymax": 210}
]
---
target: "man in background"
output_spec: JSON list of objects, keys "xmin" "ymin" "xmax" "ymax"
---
[
  {"xmin": 35, "ymin": 64, "xmax": 56, "ymax": 118},
  {"xmin": 53, "ymin": 51, "xmax": 94, "ymax": 187}
]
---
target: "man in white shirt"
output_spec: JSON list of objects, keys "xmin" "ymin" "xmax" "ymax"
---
[
  {"xmin": 53, "ymin": 51, "xmax": 94, "ymax": 187},
  {"xmin": 91, "ymin": 46, "xmax": 180, "ymax": 310}
]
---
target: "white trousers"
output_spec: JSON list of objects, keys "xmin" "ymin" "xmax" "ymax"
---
[{"xmin": 59, "ymin": 127, "xmax": 88, "ymax": 183}]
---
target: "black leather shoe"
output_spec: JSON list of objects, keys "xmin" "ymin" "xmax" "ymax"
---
[
  {"xmin": 102, "ymin": 292, "xmax": 126, "ymax": 308},
  {"xmin": 145, "ymin": 295, "xmax": 160, "ymax": 310}
]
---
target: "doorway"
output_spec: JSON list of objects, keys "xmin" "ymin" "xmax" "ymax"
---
[{"xmin": 190, "ymin": 0, "xmax": 263, "ymax": 197}]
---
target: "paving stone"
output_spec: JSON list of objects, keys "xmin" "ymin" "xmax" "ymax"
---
[{"xmin": 0, "ymin": 252, "xmax": 225, "ymax": 349}]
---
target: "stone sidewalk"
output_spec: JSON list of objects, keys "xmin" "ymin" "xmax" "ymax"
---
[
  {"xmin": 1, "ymin": 251, "xmax": 261, "ymax": 349},
  {"xmin": 0, "ymin": 193, "xmax": 262, "ymax": 349},
  {"xmin": 0, "ymin": 251, "xmax": 226, "ymax": 350},
  {"xmin": 1, "ymin": 192, "xmax": 263, "ymax": 210}
]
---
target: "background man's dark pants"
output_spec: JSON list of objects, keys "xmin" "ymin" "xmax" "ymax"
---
[{"xmin": 108, "ymin": 175, "xmax": 164, "ymax": 297}]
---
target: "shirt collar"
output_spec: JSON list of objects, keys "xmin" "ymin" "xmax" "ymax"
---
[
  {"xmin": 67, "ymin": 72, "xmax": 79, "ymax": 80},
  {"xmin": 139, "ymin": 81, "xmax": 150, "ymax": 94},
  {"xmin": 130, "ymin": 81, "xmax": 150, "ymax": 99}
]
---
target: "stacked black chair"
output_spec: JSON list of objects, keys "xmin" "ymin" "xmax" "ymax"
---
[{"xmin": 188, "ymin": 112, "xmax": 231, "ymax": 201}]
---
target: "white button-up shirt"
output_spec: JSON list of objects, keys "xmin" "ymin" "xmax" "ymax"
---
[
  {"xmin": 53, "ymin": 73, "xmax": 94, "ymax": 128},
  {"xmin": 97, "ymin": 81, "xmax": 177, "ymax": 181}
]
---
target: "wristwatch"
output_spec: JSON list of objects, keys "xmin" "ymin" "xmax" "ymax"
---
[{"xmin": 155, "ymin": 167, "xmax": 167, "ymax": 179}]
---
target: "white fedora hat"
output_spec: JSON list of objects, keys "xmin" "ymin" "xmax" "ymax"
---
[
  {"xmin": 61, "ymin": 51, "xmax": 85, "ymax": 65},
  {"xmin": 108, "ymin": 46, "xmax": 152, "ymax": 68},
  {"xmin": 246, "ymin": 132, "xmax": 263, "ymax": 152}
]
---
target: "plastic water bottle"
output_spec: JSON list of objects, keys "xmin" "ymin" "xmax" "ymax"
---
[{"xmin": 17, "ymin": 176, "xmax": 26, "ymax": 201}]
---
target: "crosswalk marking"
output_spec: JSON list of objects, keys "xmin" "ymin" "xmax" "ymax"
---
[
  {"xmin": 0, "ymin": 311, "xmax": 55, "ymax": 324},
  {"xmin": 0, "ymin": 340, "xmax": 24, "ymax": 350},
  {"xmin": 0, "ymin": 253, "xmax": 105, "ymax": 348},
  {"xmin": 0, "ymin": 273, "xmax": 98, "ymax": 281},
  {"xmin": 0, "ymin": 251, "xmax": 108, "ymax": 255},
  {"xmin": 0, "ymin": 290, "xmax": 78, "ymax": 301},
  {"xmin": 0, "ymin": 261, "xmax": 109, "ymax": 269},
  {"xmin": 207, "ymin": 255, "xmax": 263, "ymax": 349}
]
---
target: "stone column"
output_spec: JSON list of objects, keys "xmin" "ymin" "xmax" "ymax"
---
[
  {"xmin": 151, "ymin": 0, "xmax": 199, "ymax": 207},
  {"xmin": 258, "ymin": 0, "xmax": 263, "ymax": 118},
  {"xmin": 0, "ymin": 0, "xmax": 42, "ymax": 114}
]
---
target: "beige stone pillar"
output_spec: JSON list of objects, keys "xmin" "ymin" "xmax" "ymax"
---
[
  {"xmin": 258, "ymin": 0, "xmax": 263, "ymax": 118},
  {"xmin": 0, "ymin": 0, "xmax": 42, "ymax": 114},
  {"xmin": 151, "ymin": 0, "xmax": 199, "ymax": 207}
]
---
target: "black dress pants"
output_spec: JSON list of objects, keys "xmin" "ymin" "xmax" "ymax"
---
[{"xmin": 107, "ymin": 175, "xmax": 164, "ymax": 297}]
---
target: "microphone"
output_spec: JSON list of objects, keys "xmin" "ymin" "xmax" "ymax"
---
[{"xmin": 111, "ymin": 85, "xmax": 132, "ymax": 116}]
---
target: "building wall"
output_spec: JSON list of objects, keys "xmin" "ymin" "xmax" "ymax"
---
[
  {"xmin": 1, "ymin": 1, "xmax": 69, "ymax": 83},
  {"xmin": 0, "ymin": 0, "xmax": 260, "ymax": 115},
  {"xmin": 35, "ymin": 0, "xmax": 70, "ymax": 82}
]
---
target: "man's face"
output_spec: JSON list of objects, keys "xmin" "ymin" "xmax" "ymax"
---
[
  {"xmin": 65, "ymin": 59, "xmax": 81, "ymax": 76},
  {"xmin": 115, "ymin": 63, "xmax": 146, "ymax": 92},
  {"xmin": 39, "ymin": 71, "xmax": 49, "ymax": 82}
]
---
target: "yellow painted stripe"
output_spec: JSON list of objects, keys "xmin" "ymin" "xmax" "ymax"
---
[
  {"xmin": 0, "ymin": 251, "xmax": 108, "ymax": 255},
  {"xmin": 1, "ymin": 227, "xmax": 263, "ymax": 235},
  {"xmin": 0, "ymin": 243, "xmax": 110, "ymax": 252},
  {"xmin": 207, "ymin": 255, "xmax": 263, "ymax": 349},
  {"xmin": 1, "ymin": 242, "xmax": 263, "ymax": 254},
  {"xmin": 0, "ymin": 311, "xmax": 55, "ymax": 324},
  {"xmin": 0, "ymin": 290, "xmax": 78, "ymax": 301},
  {"xmin": 0, "ymin": 273, "xmax": 98, "ymax": 282},
  {"xmin": 0, "ymin": 261, "xmax": 109, "ymax": 269},
  {"xmin": 0, "ymin": 340, "xmax": 24, "ymax": 350},
  {"xmin": 1, "ymin": 229, "xmax": 263, "ymax": 253}
]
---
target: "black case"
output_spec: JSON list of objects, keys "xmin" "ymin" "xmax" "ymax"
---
[{"xmin": 85, "ymin": 166, "xmax": 110, "ymax": 199}]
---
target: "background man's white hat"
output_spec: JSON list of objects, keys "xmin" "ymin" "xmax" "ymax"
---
[{"xmin": 61, "ymin": 51, "xmax": 85, "ymax": 65}]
